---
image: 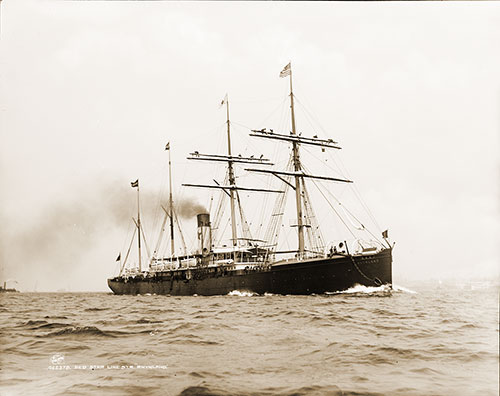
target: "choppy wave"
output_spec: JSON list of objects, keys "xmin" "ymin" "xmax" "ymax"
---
[
  {"xmin": 41, "ymin": 325, "xmax": 116, "ymax": 338},
  {"xmin": 1, "ymin": 288, "xmax": 498, "ymax": 396},
  {"xmin": 176, "ymin": 385, "xmax": 387, "ymax": 396}
]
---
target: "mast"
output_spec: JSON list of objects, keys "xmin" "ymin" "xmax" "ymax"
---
[
  {"xmin": 167, "ymin": 142, "xmax": 175, "ymax": 256},
  {"xmin": 130, "ymin": 179, "xmax": 142, "ymax": 271},
  {"xmin": 225, "ymin": 95, "xmax": 238, "ymax": 247},
  {"xmin": 249, "ymin": 64, "xmax": 348, "ymax": 256},
  {"xmin": 136, "ymin": 182, "xmax": 142, "ymax": 272},
  {"xmin": 183, "ymin": 97, "xmax": 280, "ymax": 249},
  {"xmin": 287, "ymin": 64, "xmax": 305, "ymax": 255}
]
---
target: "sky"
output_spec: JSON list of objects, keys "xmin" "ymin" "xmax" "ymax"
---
[{"xmin": 0, "ymin": 0, "xmax": 499, "ymax": 292}]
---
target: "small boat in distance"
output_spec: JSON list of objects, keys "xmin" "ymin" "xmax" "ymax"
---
[
  {"xmin": 108, "ymin": 63, "xmax": 393, "ymax": 296},
  {"xmin": 1, "ymin": 280, "xmax": 19, "ymax": 293}
]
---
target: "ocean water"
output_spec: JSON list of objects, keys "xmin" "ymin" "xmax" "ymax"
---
[{"xmin": 0, "ymin": 284, "xmax": 498, "ymax": 396}]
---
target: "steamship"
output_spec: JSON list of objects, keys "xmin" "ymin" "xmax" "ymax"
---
[{"xmin": 107, "ymin": 63, "xmax": 393, "ymax": 296}]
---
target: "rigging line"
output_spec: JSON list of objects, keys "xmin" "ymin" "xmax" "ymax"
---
[
  {"xmin": 316, "ymin": 178, "xmax": 384, "ymax": 245},
  {"xmin": 153, "ymin": 210, "xmax": 169, "ymax": 259},
  {"xmin": 177, "ymin": 214, "xmax": 195, "ymax": 255},
  {"xmin": 352, "ymin": 184, "xmax": 383, "ymax": 233},
  {"xmin": 281, "ymin": 221, "xmax": 293, "ymax": 252},
  {"xmin": 235, "ymin": 189, "xmax": 252, "ymax": 242},
  {"xmin": 258, "ymin": 95, "xmax": 290, "ymax": 128},
  {"xmin": 300, "ymin": 145, "xmax": 349, "ymax": 180},
  {"xmin": 255, "ymin": 171, "xmax": 271, "ymax": 241},
  {"xmin": 119, "ymin": 227, "xmax": 137, "ymax": 276},
  {"xmin": 299, "ymin": 159, "xmax": 364, "ymax": 232},
  {"xmin": 174, "ymin": 211, "xmax": 188, "ymax": 256},
  {"xmin": 263, "ymin": 155, "xmax": 293, "ymax": 248},
  {"xmin": 120, "ymin": 218, "xmax": 134, "ymax": 267},
  {"xmin": 211, "ymin": 171, "xmax": 229, "ymax": 242},
  {"xmin": 340, "ymin": 205, "xmax": 365, "ymax": 231},
  {"xmin": 138, "ymin": 221, "xmax": 151, "ymax": 263},
  {"xmin": 305, "ymin": 171, "xmax": 356, "ymax": 226},
  {"xmin": 230, "ymin": 125, "xmax": 270, "ymax": 163},
  {"xmin": 293, "ymin": 97, "xmax": 322, "ymax": 137},
  {"xmin": 292, "ymin": 86, "xmax": 330, "ymax": 137},
  {"xmin": 301, "ymin": 179, "xmax": 325, "ymax": 251},
  {"xmin": 301, "ymin": 160, "xmax": 383, "ymax": 243},
  {"xmin": 229, "ymin": 120, "xmax": 254, "ymax": 131},
  {"xmin": 293, "ymin": 104, "xmax": 375, "ymax": 234},
  {"xmin": 327, "ymin": 149, "xmax": 383, "ymax": 232},
  {"xmin": 309, "ymin": 177, "xmax": 357, "ymax": 239},
  {"xmin": 151, "ymin": 154, "xmax": 170, "ymax": 237},
  {"xmin": 268, "ymin": 183, "xmax": 289, "ymax": 248},
  {"xmin": 216, "ymin": 216, "xmax": 230, "ymax": 247},
  {"xmin": 232, "ymin": 102, "xmax": 290, "ymax": 150},
  {"xmin": 230, "ymin": 96, "xmax": 289, "ymax": 133}
]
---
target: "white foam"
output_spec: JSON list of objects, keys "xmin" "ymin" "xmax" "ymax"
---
[
  {"xmin": 228, "ymin": 290, "xmax": 255, "ymax": 297},
  {"xmin": 333, "ymin": 283, "xmax": 417, "ymax": 294},
  {"xmin": 392, "ymin": 284, "xmax": 417, "ymax": 294},
  {"xmin": 337, "ymin": 284, "xmax": 392, "ymax": 294}
]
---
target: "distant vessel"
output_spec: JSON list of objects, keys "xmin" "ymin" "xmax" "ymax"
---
[
  {"xmin": 1, "ymin": 281, "xmax": 19, "ymax": 293},
  {"xmin": 108, "ymin": 63, "xmax": 393, "ymax": 296}
]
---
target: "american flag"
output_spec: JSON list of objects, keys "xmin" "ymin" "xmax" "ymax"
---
[{"xmin": 279, "ymin": 62, "xmax": 291, "ymax": 78}]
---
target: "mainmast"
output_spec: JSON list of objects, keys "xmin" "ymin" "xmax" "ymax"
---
[
  {"xmin": 224, "ymin": 95, "xmax": 238, "ymax": 247},
  {"xmin": 166, "ymin": 142, "xmax": 175, "ymax": 256},
  {"xmin": 248, "ymin": 63, "xmax": 352, "ymax": 257},
  {"xmin": 286, "ymin": 63, "xmax": 305, "ymax": 255}
]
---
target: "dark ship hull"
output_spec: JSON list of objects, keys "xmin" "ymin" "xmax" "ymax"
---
[{"xmin": 108, "ymin": 248, "xmax": 392, "ymax": 296}]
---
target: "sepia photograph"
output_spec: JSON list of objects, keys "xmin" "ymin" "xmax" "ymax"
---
[{"xmin": 0, "ymin": 0, "xmax": 498, "ymax": 395}]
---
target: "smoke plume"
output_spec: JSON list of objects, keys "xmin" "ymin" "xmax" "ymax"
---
[{"xmin": 0, "ymin": 180, "xmax": 206, "ymax": 291}]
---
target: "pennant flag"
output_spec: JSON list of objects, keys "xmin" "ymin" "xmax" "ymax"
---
[
  {"xmin": 220, "ymin": 93, "xmax": 228, "ymax": 108},
  {"xmin": 279, "ymin": 62, "xmax": 291, "ymax": 78},
  {"xmin": 131, "ymin": 179, "xmax": 139, "ymax": 188},
  {"xmin": 382, "ymin": 230, "xmax": 389, "ymax": 239},
  {"xmin": 165, "ymin": 142, "xmax": 170, "ymax": 151},
  {"xmin": 116, "ymin": 253, "xmax": 121, "ymax": 262}
]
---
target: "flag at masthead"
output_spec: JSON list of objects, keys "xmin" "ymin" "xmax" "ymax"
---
[{"xmin": 280, "ymin": 62, "xmax": 291, "ymax": 78}]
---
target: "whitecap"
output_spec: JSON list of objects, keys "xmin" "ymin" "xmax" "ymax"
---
[{"xmin": 228, "ymin": 290, "xmax": 255, "ymax": 297}]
